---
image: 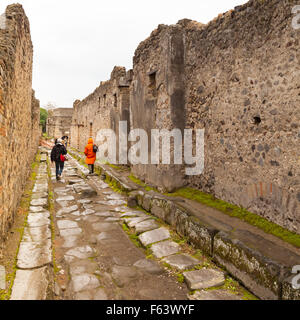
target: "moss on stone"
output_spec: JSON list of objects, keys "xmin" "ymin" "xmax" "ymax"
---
[
  {"xmin": 128, "ymin": 174, "xmax": 158, "ymax": 192},
  {"xmin": 166, "ymin": 187, "xmax": 300, "ymax": 249}
]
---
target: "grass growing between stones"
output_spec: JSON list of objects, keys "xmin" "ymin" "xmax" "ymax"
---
[
  {"xmin": 0, "ymin": 151, "xmax": 40, "ymax": 300},
  {"xmin": 126, "ymin": 205, "xmax": 257, "ymax": 300},
  {"xmin": 204, "ymin": 276, "xmax": 259, "ymax": 301},
  {"xmin": 128, "ymin": 174, "xmax": 158, "ymax": 192},
  {"xmin": 166, "ymin": 187, "xmax": 300, "ymax": 249},
  {"xmin": 122, "ymin": 223, "xmax": 142, "ymax": 249}
]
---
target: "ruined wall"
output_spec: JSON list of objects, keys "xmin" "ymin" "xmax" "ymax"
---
[
  {"xmin": 130, "ymin": 24, "xmax": 186, "ymax": 191},
  {"xmin": 71, "ymin": 66, "xmax": 132, "ymax": 157},
  {"xmin": 130, "ymin": 0, "xmax": 300, "ymax": 233},
  {"xmin": 47, "ymin": 108, "xmax": 73, "ymax": 139},
  {"xmin": 0, "ymin": 5, "xmax": 40, "ymax": 240}
]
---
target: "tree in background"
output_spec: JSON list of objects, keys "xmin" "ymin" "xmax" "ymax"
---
[{"xmin": 40, "ymin": 108, "xmax": 48, "ymax": 133}]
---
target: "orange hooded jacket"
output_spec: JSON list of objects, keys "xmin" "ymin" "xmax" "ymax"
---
[{"xmin": 84, "ymin": 138, "xmax": 96, "ymax": 165}]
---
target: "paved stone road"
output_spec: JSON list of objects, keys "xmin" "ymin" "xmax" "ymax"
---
[
  {"xmin": 11, "ymin": 147, "xmax": 248, "ymax": 300},
  {"xmin": 50, "ymin": 154, "xmax": 245, "ymax": 300}
]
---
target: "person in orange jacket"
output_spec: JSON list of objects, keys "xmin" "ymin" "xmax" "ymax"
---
[{"xmin": 84, "ymin": 138, "xmax": 97, "ymax": 174}]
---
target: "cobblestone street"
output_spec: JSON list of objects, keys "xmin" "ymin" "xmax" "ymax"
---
[{"xmin": 9, "ymin": 147, "xmax": 253, "ymax": 300}]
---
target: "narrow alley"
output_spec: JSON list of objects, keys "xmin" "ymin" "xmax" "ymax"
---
[{"xmin": 9, "ymin": 146, "xmax": 253, "ymax": 300}]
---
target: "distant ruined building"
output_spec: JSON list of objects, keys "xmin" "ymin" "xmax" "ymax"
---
[
  {"xmin": 70, "ymin": 0, "xmax": 300, "ymax": 235},
  {"xmin": 0, "ymin": 5, "xmax": 40, "ymax": 240},
  {"xmin": 47, "ymin": 108, "xmax": 73, "ymax": 139}
]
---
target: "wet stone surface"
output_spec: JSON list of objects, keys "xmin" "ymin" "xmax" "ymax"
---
[
  {"xmin": 162, "ymin": 254, "xmax": 200, "ymax": 270},
  {"xmin": 138, "ymin": 227, "xmax": 171, "ymax": 247},
  {"xmin": 150, "ymin": 241, "xmax": 180, "ymax": 259},
  {"xmin": 46, "ymin": 156, "xmax": 239, "ymax": 301},
  {"xmin": 183, "ymin": 269, "xmax": 225, "ymax": 290}
]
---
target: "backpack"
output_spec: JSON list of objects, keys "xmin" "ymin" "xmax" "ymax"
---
[{"xmin": 93, "ymin": 145, "xmax": 98, "ymax": 153}]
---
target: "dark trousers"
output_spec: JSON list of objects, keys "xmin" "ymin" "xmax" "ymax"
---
[
  {"xmin": 88, "ymin": 164, "xmax": 94, "ymax": 174},
  {"xmin": 56, "ymin": 161, "xmax": 65, "ymax": 177}
]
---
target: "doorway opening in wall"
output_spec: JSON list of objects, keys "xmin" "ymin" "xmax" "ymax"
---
[
  {"xmin": 103, "ymin": 94, "xmax": 107, "ymax": 107},
  {"xmin": 148, "ymin": 72, "xmax": 157, "ymax": 98},
  {"xmin": 113, "ymin": 93, "xmax": 117, "ymax": 108},
  {"xmin": 90, "ymin": 122, "xmax": 93, "ymax": 137}
]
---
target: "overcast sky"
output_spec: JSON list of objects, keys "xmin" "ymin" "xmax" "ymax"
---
[{"xmin": 0, "ymin": 0, "xmax": 248, "ymax": 108}]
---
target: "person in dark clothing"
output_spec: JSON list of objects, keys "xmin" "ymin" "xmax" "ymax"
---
[{"xmin": 51, "ymin": 138, "xmax": 67, "ymax": 180}]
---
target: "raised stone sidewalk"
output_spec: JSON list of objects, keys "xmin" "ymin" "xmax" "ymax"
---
[{"xmin": 11, "ymin": 148, "xmax": 52, "ymax": 300}]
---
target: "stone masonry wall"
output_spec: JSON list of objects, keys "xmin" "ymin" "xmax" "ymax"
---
[
  {"xmin": 71, "ymin": 66, "xmax": 132, "ymax": 157},
  {"xmin": 47, "ymin": 108, "xmax": 73, "ymax": 139},
  {"xmin": 130, "ymin": 0, "xmax": 300, "ymax": 233},
  {"xmin": 0, "ymin": 5, "xmax": 40, "ymax": 241},
  {"xmin": 184, "ymin": 0, "xmax": 300, "ymax": 233}
]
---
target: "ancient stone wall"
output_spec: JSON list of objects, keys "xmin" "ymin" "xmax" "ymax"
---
[
  {"xmin": 0, "ymin": 5, "xmax": 40, "ymax": 241},
  {"xmin": 47, "ymin": 108, "xmax": 73, "ymax": 139},
  {"xmin": 71, "ymin": 66, "xmax": 132, "ymax": 156},
  {"xmin": 130, "ymin": 24, "xmax": 186, "ymax": 191},
  {"xmin": 130, "ymin": 0, "xmax": 300, "ymax": 233}
]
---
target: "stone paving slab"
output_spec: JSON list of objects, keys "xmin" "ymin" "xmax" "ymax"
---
[
  {"xmin": 183, "ymin": 269, "xmax": 225, "ymax": 290},
  {"xmin": 33, "ymin": 185, "xmax": 48, "ymax": 193},
  {"xmin": 162, "ymin": 254, "xmax": 200, "ymax": 270},
  {"xmin": 30, "ymin": 198, "xmax": 48, "ymax": 207},
  {"xmin": 0, "ymin": 265, "xmax": 5, "ymax": 290},
  {"xmin": 111, "ymin": 266, "xmax": 138, "ymax": 288},
  {"xmin": 10, "ymin": 267, "xmax": 49, "ymax": 300},
  {"xmin": 56, "ymin": 195, "xmax": 75, "ymax": 202},
  {"xmin": 138, "ymin": 227, "xmax": 170, "ymax": 247},
  {"xmin": 78, "ymin": 199, "xmax": 93, "ymax": 204},
  {"xmin": 133, "ymin": 259, "xmax": 163, "ymax": 275},
  {"xmin": 75, "ymin": 288, "xmax": 108, "ymax": 300},
  {"xmin": 72, "ymin": 274, "xmax": 100, "ymax": 293},
  {"xmin": 60, "ymin": 228, "xmax": 82, "ymax": 237},
  {"xmin": 65, "ymin": 246, "xmax": 94, "ymax": 260},
  {"xmin": 125, "ymin": 216, "xmax": 152, "ymax": 228},
  {"xmin": 17, "ymin": 240, "xmax": 52, "ymax": 269},
  {"xmin": 120, "ymin": 211, "xmax": 148, "ymax": 218},
  {"xmin": 135, "ymin": 220, "xmax": 159, "ymax": 234},
  {"xmin": 62, "ymin": 235, "xmax": 79, "ymax": 248},
  {"xmin": 57, "ymin": 220, "xmax": 79, "ymax": 230},
  {"xmin": 151, "ymin": 240, "xmax": 180, "ymax": 259},
  {"xmin": 188, "ymin": 289, "xmax": 242, "ymax": 300},
  {"xmin": 82, "ymin": 209, "xmax": 95, "ymax": 216},
  {"xmin": 105, "ymin": 194, "xmax": 125, "ymax": 200},
  {"xmin": 31, "ymin": 192, "xmax": 48, "ymax": 199},
  {"xmin": 57, "ymin": 205, "xmax": 79, "ymax": 215},
  {"xmin": 23, "ymin": 226, "xmax": 51, "ymax": 243},
  {"xmin": 29, "ymin": 206, "xmax": 46, "ymax": 213},
  {"xmin": 27, "ymin": 212, "xmax": 50, "ymax": 228}
]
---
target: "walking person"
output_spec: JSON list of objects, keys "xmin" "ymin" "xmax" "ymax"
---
[
  {"xmin": 51, "ymin": 138, "xmax": 67, "ymax": 180},
  {"xmin": 84, "ymin": 138, "xmax": 97, "ymax": 174}
]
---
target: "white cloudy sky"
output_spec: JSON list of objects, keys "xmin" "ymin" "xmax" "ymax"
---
[{"xmin": 0, "ymin": 0, "xmax": 248, "ymax": 108}]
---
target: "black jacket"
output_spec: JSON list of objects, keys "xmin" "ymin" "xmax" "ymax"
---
[{"xmin": 51, "ymin": 143, "xmax": 67, "ymax": 162}]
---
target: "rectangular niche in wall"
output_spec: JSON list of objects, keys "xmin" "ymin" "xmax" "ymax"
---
[{"xmin": 148, "ymin": 71, "xmax": 158, "ymax": 99}]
